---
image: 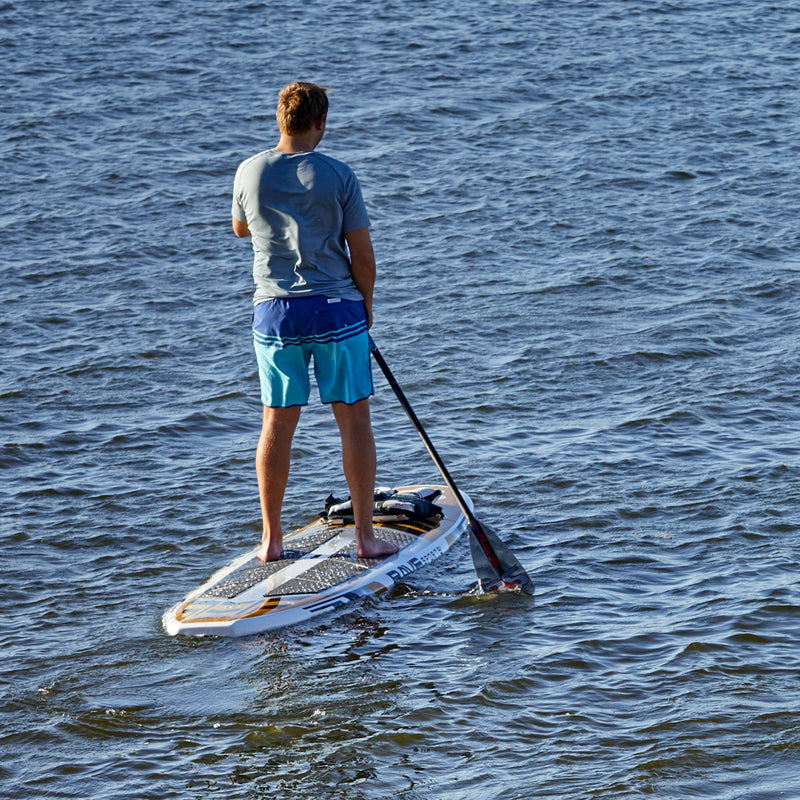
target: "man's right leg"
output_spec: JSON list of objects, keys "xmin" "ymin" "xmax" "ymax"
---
[
  {"xmin": 256, "ymin": 404, "xmax": 302, "ymax": 562},
  {"xmin": 332, "ymin": 399, "xmax": 399, "ymax": 560}
]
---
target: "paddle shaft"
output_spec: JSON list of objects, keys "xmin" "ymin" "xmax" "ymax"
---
[{"xmin": 369, "ymin": 339, "xmax": 505, "ymax": 575}]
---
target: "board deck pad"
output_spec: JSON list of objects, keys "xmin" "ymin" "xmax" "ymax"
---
[
  {"xmin": 163, "ymin": 485, "xmax": 468, "ymax": 637},
  {"xmin": 204, "ymin": 527, "xmax": 417, "ymax": 599}
]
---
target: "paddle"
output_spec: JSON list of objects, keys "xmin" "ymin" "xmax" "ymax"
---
[{"xmin": 369, "ymin": 338, "xmax": 534, "ymax": 594}]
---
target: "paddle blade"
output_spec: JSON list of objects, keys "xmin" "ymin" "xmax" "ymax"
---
[{"xmin": 467, "ymin": 520, "xmax": 534, "ymax": 596}]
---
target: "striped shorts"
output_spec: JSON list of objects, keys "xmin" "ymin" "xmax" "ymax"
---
[{"xmin": 252, "ymin": 296, "xmax": 373, "ymax": 407}]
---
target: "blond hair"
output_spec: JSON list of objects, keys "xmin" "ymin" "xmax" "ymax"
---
[{"xmin": 276, "ymin": 82, "xmax": 329, "ymax": 134}]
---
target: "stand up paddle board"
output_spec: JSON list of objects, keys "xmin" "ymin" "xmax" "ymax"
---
[{"xmin": 163, "ymin": 485, "xmax": 469, "ymax": 637}]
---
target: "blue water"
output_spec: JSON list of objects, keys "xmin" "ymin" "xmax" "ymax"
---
[{"xmin": 3, "ymin": 0, "xmax": 800, "ymax": 797}]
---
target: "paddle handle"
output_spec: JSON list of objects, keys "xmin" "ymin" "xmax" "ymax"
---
[
  {"xmin": 369, "ymin": 339, "xmax": 473, "ymax": 517},
  {"xmin": 369, "ymin": 339, "xmax": 507, "ymax": 567},
  {"xmin": 370, "ymin": 338, "xmax": 534, "ymax": 594}
]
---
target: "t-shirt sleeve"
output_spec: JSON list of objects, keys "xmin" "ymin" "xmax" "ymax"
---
[
  {"xmin": 341, "ymin": 170, "xmax": 371, "ymax": 232},
  {"xmin": 231, "ymin": 164, "xmax": 247, "ymax": 222}
]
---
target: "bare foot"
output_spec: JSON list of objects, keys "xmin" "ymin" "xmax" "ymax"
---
[
  {"xmin": 356, "ymin": 535, "xmax": 399, "ymax": 560},
  {"xmin": 256, "ymin": 534, "xmax": 284, "ymax": 562}
]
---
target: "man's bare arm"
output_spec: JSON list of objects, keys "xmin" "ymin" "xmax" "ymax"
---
[
  {"xmin": 344, "ymin": 226, "xmax": 376, "ymax": 328},
  {"xmin": 232, "ymin": 217, "xmax": 251, "ymax": 237}
]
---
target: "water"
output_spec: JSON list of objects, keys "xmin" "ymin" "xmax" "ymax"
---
[{"xmin": 3, "ymin": 0, "xmax": 800, "ymax": 797}]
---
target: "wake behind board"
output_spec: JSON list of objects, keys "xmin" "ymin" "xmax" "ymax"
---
[{"xmin": 163, "ymin": 485, "xmax": 469, "ymax": 637}]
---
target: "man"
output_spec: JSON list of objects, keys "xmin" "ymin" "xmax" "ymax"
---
[{"xmin": 231, "ymin": 81, "xmax": 398, "ymax": 563}]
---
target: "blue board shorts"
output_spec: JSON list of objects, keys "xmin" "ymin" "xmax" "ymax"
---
[{"xmin": 252, "ymin": 296, "xmax": 373, "ymax": 408}]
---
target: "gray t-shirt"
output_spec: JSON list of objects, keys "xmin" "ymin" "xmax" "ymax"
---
[{"xmin": 232, "ymin": 149, "xmax": 370, "ymax": 304}]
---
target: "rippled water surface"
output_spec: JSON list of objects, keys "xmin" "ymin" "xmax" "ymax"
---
[{"xmin": 3, "ymin": 1, "xmax": 800, "ymax": 798}]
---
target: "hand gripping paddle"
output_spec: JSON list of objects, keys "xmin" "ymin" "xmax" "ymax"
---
[{"xmin": 370, "ymin": 338, "xmax": 534, "ymax": 594}]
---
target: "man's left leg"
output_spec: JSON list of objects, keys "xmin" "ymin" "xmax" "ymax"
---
[{"xmin": 256, "ymin": 404, "xmax": 302, "ymax": 562}]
